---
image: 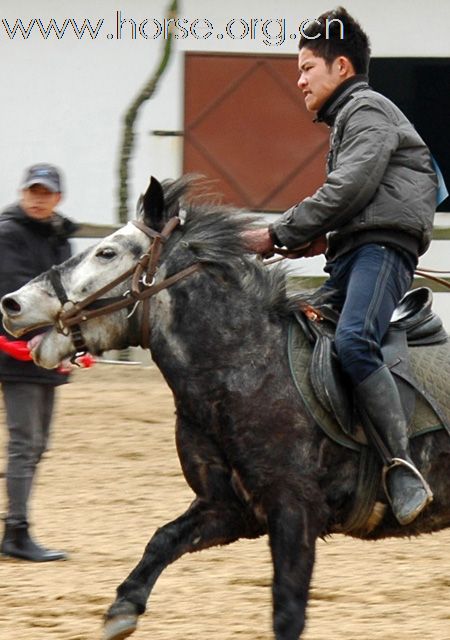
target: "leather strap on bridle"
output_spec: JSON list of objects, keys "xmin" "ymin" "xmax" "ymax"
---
[
  {"xmin": 132, "ymin": 216, "xmax": 183, "ymax": 350},
  {"xmin": 49, "ymin": 266, "xmax": 70, "ymax": 305},
  {"xmin": 49, "ymin": 267, "xmax": 91, "ymax": 353},
  {"xmin": 58, "ymin": 263, "xmax": 200, "ymax": 327},
  {"xmin": 52, "ymin": 216, "xmax": 200, "ymax": 353}
]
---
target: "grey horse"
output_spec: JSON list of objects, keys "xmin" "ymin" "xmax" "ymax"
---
[{"xmin": 1, "ymin": 176, "xmax": 450, "ymax": 640}]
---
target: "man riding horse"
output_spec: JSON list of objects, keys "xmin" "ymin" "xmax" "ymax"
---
[{"xmin": 243, "ymin": 6, "xmax": 438, "ymax": 526}]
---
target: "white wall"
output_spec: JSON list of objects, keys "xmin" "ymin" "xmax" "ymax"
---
[
  {"xmin": 1, "ymin": 0, "xmax": 449, "ymax": 326},
  {"xmin": 1, "ymin": 0, "xmax": 449, "ymax": 224}
]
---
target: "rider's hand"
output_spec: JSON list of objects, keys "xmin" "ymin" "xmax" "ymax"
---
[
  {"xmin": 241, "ymin": 228, "xmax": 274, "ymax": 257},
  {"xmin": 294, "ymin": 235, "xmax": 327, "ymax": 258}
]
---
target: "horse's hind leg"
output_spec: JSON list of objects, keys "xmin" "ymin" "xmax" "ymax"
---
[
  {"xmin": 103, "ymin": 498, "xmax": 261, "ymax": 640},
  {"xmin": 267, "ymin": 498, "xmax": 325, "ymax": 640}
]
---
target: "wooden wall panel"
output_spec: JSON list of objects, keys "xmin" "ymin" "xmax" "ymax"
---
[{"xmin": 183, "ymin": 53, "xmax": 329, "ymax": 212}]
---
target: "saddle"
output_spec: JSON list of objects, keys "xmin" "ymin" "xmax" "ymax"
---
[
  {"xmin": 288, "ymin": 287, "xmax": 450, "ymax": 536},
  {"xmin": 293, "ymin": 287, "xmax": 449, "ymax": 446}
]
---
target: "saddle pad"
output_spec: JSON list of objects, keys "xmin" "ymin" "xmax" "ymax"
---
[
  {"xmin": 409, "ymin": 340, "xmax": 450, "ymax": 436},
  {"xmin": 288, "ymin": 320, "xmax": 450, "ymax": 451}
]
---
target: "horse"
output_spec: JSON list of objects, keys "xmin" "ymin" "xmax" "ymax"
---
[{"xmin": 2, "ymin": 176, "xmax": 450, "ymax": 640}]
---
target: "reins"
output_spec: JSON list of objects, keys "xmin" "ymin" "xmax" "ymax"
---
[
  {"xmin": 50, "ymin": 216, "xmax": 201, "ymax": 356},
  {"xmin": 414, "ymin": 267, "xmax": 450, "ymax": 290},
  {"xmin": 263, "ymin": 252, "xmax": 450, "ymax": 291}
]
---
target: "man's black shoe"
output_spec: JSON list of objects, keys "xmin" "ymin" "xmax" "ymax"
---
[{"xmin": 1, "ymin": 522, "xmax": 67, "ymax": 562}]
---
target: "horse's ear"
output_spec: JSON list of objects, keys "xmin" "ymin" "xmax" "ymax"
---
[{"xmin": 142, "ymin": 176, "xmax": 165, "ymax": 231}]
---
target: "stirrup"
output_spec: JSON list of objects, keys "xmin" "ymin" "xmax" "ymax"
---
[{"xmin": 382, "ymin": 457, "xmax": 433, "ymax": 516}]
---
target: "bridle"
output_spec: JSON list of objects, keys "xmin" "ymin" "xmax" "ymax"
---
[{"xmin": 48, "ymin": 216, "xmax": 200, "ymax": 359}]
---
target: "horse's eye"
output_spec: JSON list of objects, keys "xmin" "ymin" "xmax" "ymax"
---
[{"xmin": 96, "ymin": 248, "xmax": 116, "ymax": 260}]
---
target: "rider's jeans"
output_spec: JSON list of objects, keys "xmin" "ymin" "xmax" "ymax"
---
[{"xmin": 320, "ymin": 243, "xmax": 414, "ymax": 385}]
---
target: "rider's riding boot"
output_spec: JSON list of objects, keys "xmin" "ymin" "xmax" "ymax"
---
[
  {"xmin": 0, "ymin": 520, "xmax": 68, "ymax": 562},
  {"xmin": 355, "ymin": 365, "xmax": 433, "ymax": 526}
]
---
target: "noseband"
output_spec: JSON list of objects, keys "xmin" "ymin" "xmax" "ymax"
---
[{"xmin": 49, "ymin": 216, "xmax": 200, "ymax": 359}]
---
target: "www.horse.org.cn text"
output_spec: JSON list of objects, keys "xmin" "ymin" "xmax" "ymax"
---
[{"xmin": 0, "ymin": 13, "xmax": 345, "ymax": 47}]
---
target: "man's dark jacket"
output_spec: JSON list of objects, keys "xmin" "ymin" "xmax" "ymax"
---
[
  {"xmin": 0, "ymin": 204, "xmax": 78, "ymax": 384},
  {"xmin": 270, "ymin": 77, "xmax": 438, "ymax": 262}
]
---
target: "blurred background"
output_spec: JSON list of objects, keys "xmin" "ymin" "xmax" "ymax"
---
[{"xmin": 1, "ymin": 0, "xmax": 449, "ymax": 325}]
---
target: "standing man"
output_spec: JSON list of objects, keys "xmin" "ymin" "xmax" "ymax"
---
[
  {"xmin": 0, "ymin": 163, "xmax": 78, "ymax": 561},
  {"xmin": 243, "ymin": 8, "xmax": 438, "ymax": 525}
]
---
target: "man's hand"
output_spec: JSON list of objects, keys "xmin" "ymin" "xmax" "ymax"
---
[
  {"xmin": 278, "ymin": 235, "xmax": 328, "ymax": 259},
  {"xmin": 242, "ymin": 228, "xmax": 327, "ymax": 259},
  {"xmin": 295, "ymin": 235, "xmax": 327, "ymax": 258},
  {"xmin": 241, "ymin": 228, "xmax": 274, "ymax": 256}
]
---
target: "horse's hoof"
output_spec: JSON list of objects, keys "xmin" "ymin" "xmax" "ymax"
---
[{"xmin": 103, "ymin": 615, "xmax": 138, "ymax": 640}]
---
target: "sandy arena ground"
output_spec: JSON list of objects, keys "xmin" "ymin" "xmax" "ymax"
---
[{"xmin": 1, "ymin": 363, "xmax": 450, "ymax": 640}]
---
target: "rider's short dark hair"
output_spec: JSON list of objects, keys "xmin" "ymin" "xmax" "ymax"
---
[{"xmin": 299, "ymin": 7, "xmax": 371, "ymax": 75}]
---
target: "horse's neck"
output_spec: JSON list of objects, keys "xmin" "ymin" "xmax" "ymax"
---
[{"xmin": 150, "ymin": 289, "xmax": 288, "ymax": 395}]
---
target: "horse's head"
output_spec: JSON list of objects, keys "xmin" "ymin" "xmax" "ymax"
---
[
  {"xmin": 2, "ymin": 174, "xmax": 286, "ymax": 371},
  {"xmin": 0, "ymin": 176, "xmax": 189, "ymax": 368}
]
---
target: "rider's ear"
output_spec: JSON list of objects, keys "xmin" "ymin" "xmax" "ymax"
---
[{"xmin": 142, "ymin": 176, "xmax": 165, "ymax": 231}]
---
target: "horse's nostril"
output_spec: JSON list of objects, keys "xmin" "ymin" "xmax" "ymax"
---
[{"xmin": 1, "ymin": 296, "xmax": 22, "ymax": 315}]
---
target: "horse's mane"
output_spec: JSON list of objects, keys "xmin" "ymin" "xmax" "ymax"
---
[{"xmin": 160, "ymin": 176, "xmax": 294, "ymax": 316}]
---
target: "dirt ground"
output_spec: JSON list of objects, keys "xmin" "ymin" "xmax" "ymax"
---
[{"xmin": 1, "ymin": 363, "xmax": 450, "ymax": 640}]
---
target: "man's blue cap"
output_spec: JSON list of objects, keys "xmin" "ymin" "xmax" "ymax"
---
[{"xmin": 21, "ymin": 163, "xmax": 63, "ymax": 193}]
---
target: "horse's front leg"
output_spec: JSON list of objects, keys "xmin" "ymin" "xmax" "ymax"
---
[
  {"xmin": 103, "ymin": 497, "xmax": 262, "ymax": 640},
  {"xmin": 267, "ymin": 495, "xmax": 326, "ymax": 640}
]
